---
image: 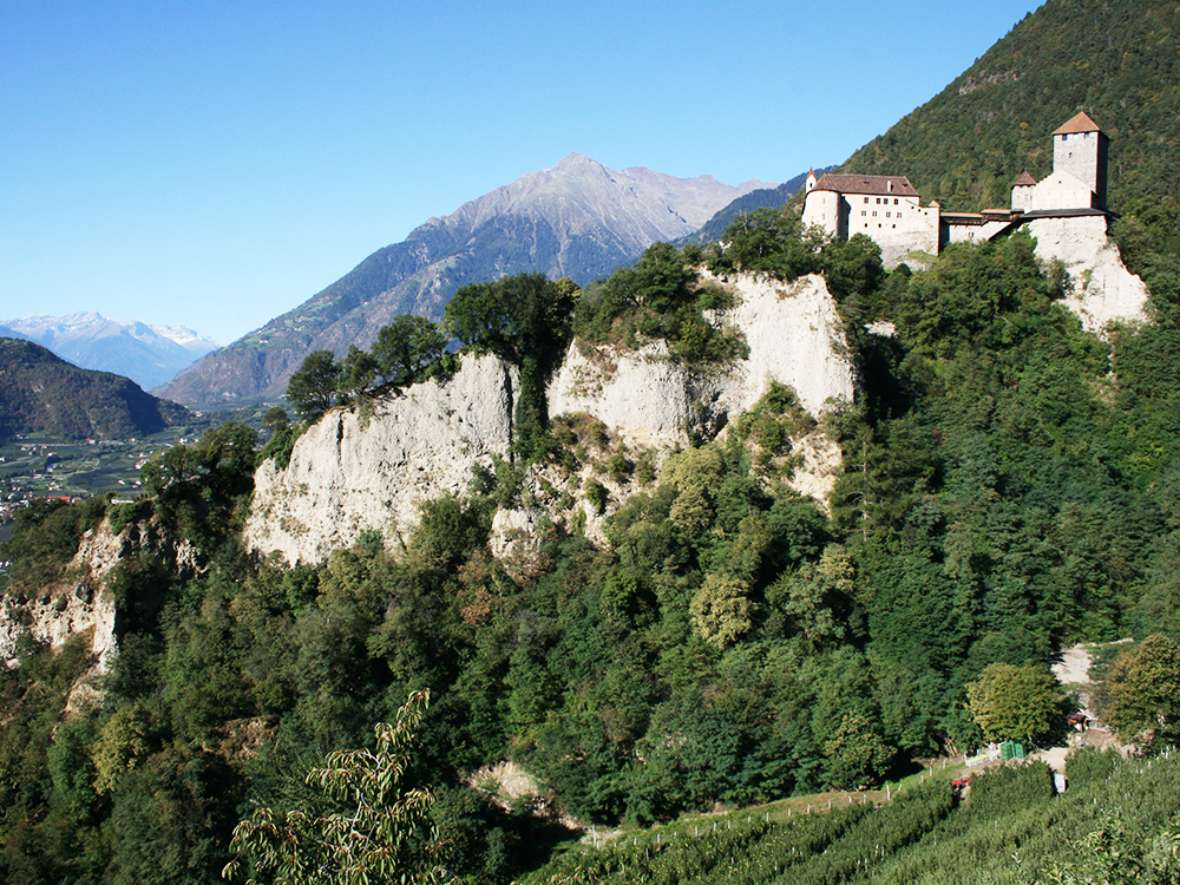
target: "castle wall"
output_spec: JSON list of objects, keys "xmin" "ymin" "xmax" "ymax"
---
[
  {"xmin": 1029, "ymin": 170, "xmax": 1095, "ymax": 212},
  {"xmin": 842, "ymin": 194, "xmax": 938, "ymax": 265},
  {"xmin": 1011, "ymin": 183, "xmax": 1035, "ymax": 211},
  {"xmin": 943, "ymin": 218, "xmax": 1017, "ymax": 248}
]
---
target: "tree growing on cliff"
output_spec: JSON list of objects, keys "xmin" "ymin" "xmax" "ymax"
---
[
  {"xmin": 444, "ymin": 274, "xmax": 577, "ymax": 457},
  {"xmin": 287, "ymin": 350, "xmax": 340, "ymax": 422},
  {"xmin": 371, "ymin": 315, "xmax": 447, "ymax": 389},
  {"xmin": 336, "ymin": 346, "xmax": 379, "ymax": 404}
]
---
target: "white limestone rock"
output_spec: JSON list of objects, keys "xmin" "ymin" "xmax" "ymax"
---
[
  {"xmin": 705, "ymin": 270, "xmax": 856, "ymax": 418},
  {"xmin": 546, "ymin": 271, "xmax": 855, "ymax": 450},
  {"xmin": 246, "ymin": 353, "xmax": 517, "ymax": 565},
  {"xmin": 1027, "ymin": 215, "xmax": 1149, "ymax": 333},
  {"xmin": 488, "ymin": 507, "xmax": 548, "ymax": 581},
  {"xmin": 0, "ymin": 518, "xmax": 123, "ymax": 671},
  {"xmin": 546, "ymin": 342, "xmax": 703, "ymax": 449},
  {"xmin": 784, "ymin": 428, "xmax": 845, "ymax": 509},
  {"xmin": 248, "ymin": 271, "xmax": 855, "ymax": 565}
]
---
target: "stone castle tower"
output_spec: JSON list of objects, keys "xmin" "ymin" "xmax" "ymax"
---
[{"xmin": 1051, "ymin": 111, "xmax": 1108, "ymax": 209}]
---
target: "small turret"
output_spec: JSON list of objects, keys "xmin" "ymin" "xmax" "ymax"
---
[
  {"xmin": 805, "ymin": 169, "xmax": 818, "ymax": 193},
  {"xmin": 1011, "ymin": 171, "xmax": 1036, "ymax": 211}
]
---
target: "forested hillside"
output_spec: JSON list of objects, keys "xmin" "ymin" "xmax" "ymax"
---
[
  {"xmin": 838, "ymin": 0, "xmax": 1180, "ymax": 275},
  {"xmin": 0, "ymin": 338, "xmax": 189, "ymax": 441}
]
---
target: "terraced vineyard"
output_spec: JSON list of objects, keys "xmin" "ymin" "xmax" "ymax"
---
[{"xmin": 527, "ymin": 751, "xmax": 1180, "ymax": 883}]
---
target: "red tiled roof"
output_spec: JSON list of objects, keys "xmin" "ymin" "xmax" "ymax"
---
[
  {"xmin": 1014, "ymin": 171, "xmax": 1037, "ymax": 186},
  {"xmin": 812, "ymin": 173, "xmax": 920, "ymax": 198},
  {"xmin": 1053, "ymin": 111, "xmax": 1102, "ymax": 135}
]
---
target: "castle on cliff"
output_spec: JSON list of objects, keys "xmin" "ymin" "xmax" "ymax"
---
[{"xmin": 801, "ymin": 112, "xmax": 1111, "ymax": 265}]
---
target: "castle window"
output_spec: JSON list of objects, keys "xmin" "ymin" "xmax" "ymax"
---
[
  {"xmin": 872, "ymin": 211, "xmax": 877, "ymax": 216},
  {"xmin": 864, "ymin": 197, "xmax": 869, "ymax": 203},
  {"xmin": 886, "ymin": 211, "xmax": 891, "ymax": 217},
  {"xmin": 894, "ymin": 198, "xmax": 899, "ymax": 204},
  {"xmin": 861, "ymin": 210, "xmax": 866, "ymax": 216},
  {"xmin": 1062, "ymin": 133, "xmax": 1068, "ymax": 141}
]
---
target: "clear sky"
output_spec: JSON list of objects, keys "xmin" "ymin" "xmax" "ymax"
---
[{"xmin": 1, "ymin": 0, "xmax": 1042, "ymax": 343}]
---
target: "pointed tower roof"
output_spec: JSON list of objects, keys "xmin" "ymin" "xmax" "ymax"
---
[
  {"xmin": 1014, "ymin": 171, "xmax": 1037, "ymax": 186},
  {"xmin": 1053, "ymin": 111, "xmax": 1102, "ymax": 135}
]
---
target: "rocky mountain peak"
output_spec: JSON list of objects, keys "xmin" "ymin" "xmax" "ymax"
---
[{"xmin": 161, "ymin": 158, "xmax": 773, "ymax": 405}]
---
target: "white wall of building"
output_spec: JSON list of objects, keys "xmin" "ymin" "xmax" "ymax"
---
[
  {"xmin": 1028, "ymin": 170, "xmax": 1096, "ymax": 212},
  {"xmin": 802, "ymin": 189, "xmax": 840, "ymax": 238},
  {"xmin": 842, "ymin": 193, "xmax": 938, "ymax": 265}
]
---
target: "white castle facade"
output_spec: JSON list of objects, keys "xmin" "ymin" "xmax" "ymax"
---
[{"xmin": 802, "ymin": 112, "xmax": 1111, "ymax": 266}]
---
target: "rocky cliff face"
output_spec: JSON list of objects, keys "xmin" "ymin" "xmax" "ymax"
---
[
  {"xmin": 0, "ymin": 518, "xmax": 124, "ymax": 670},
  {"xmin": 1028, "ymin": 216, "xmax": 1149, "ymax": 333},
  {"xmin": 245, "ymin": 354, "xmax": 518, "ymax": 564},
  {"xmin": 247, "ymin": 271, "xmax": 856, "ymax": 565},
  {"xmin": 547, "ymin": 270, "xmax": 854, "ymax": 445}
]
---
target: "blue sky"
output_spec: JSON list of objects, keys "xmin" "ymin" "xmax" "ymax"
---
[{"xmin": 1, "ymin": 0, "xmax": 1042, "ymax": 343}]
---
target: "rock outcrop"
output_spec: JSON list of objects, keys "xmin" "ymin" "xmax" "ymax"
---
[
  {"xmin": 0, "ymin": 518, "xmax": 124, "ymax": 670},
  {"xmin": 707, "ymin": 270, "xmax": 856, "ymax": 418},
  {"xmin": 1028, "ymin": 216, "xmax": 1149, "ymax": 333},
  {"xmin": 547, "ymin": 342, "xmax": 707, "ymax": 449},
  {"xmin": 246, "ymin": 354, "xmax": 518, "ymax": 564},
  {"xmin": 546, "ymin": 271, "xmax": 854, "ymax": 448},
  {"xmin": 246, "ymin": 271, "xmax": 856, "ymax": 565}
]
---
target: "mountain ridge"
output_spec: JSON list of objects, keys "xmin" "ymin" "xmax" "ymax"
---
[{"xmin": 160, "ymin": 157, "xmax": 770, "ymax": 406}]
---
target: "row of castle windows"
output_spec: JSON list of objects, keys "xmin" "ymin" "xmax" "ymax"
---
[
  {"xmin": 864, "ymin": 197, "xmax": 901, "ymax": 205},
  {"xmin": 862, "ymin": 210, "xmax": 903, "ymax": 218}
]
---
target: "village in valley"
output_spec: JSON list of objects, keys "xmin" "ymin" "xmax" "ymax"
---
[{"xmin": 0, "ymin": 421, "xmax": 219, "ymax": 572}]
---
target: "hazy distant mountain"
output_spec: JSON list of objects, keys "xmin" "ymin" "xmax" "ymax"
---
[
  {"xmin": 160, "ymin": 155, "xmax": 771, "ymax": 406},
  {"xmin": 678, "ymin": 169, "xmax": 829, "ymax": 245},
  {"xmin": 0, "ymin": 337, "xmax": 189, "ymax": 441},
  {"xmin": 1, "ymin": 312, "xmax": 218, "ymax": 390}
]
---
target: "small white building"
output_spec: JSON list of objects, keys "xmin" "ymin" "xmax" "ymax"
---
[{"xmin": 800, "ymin": 112, "xmax": 1113, "ymax": 266}]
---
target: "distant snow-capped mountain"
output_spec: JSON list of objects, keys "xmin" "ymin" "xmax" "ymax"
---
[
  {"xmin": 160, "ymin": 155, "xmax": 772, "ymax": 405},
  {"xmin": 1, "ymin": 312, "xmax": 218, "ymax": 390}
]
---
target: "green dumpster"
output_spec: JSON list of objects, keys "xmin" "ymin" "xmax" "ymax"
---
[{"xmin": 1000, "ymin": 740, "xmax": 1025, "ymax": 760}]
